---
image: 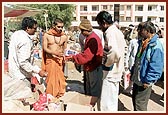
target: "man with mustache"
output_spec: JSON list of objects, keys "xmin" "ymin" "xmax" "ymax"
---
[{"xmin": 42, "ymin": 18, "xmax": 68, "ymax": 98}]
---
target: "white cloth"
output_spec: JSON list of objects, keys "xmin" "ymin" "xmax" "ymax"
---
[
  {"xmin": 104, "ymin": 24, "xmax": 126, "ymax": 82},
  {"xmin": 100, "ymin": 73, "xmax": 119, "ymax": 111},
  {"xmin": 93, "ymin": 29, "xmax": 104, "ymax": 49},
  {"xmin": 4, "ymin": 74, "xmax": 32, "ymax": 100},
  {"xmin": 8, "ymin": 30, "xmax": 41, "ymax": 80},
  {"xmin": 125, "ymin": 38, "xmax": 139, "ymax": 70},
  {"xmin": 100, "ymin": 24, "xmax": 126, "ymax": 111}
]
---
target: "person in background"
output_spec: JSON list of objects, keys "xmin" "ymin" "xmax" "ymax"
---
[
  {"xmin": 8, "ymin": 29, "xmax": 15, "ymax": 39},
  {"xmin": 39, "ymin": 28, "xmax": 44, "ymax": 49},
  {"xmin": 66, "ymin": 19, "xmax": 103, "ymax": 109},
  {"xmin": 42, "ymin": 18, "xmax": 68, "ymax": 98},
  {"xmin": 95, "ymin": 11, "xmax": 126, "ymax": 111},
  {"xmin": 124, "ymin": 24, "xmax": 134, "ymax": 45},
  {"xmin": 8, "ymin": 17, "xmax": 47, "ymax": 90},
  {"xmin": 131, "ymin": 21, "xmax": 164, "ymax": 111},
  {"xmin": 123, "ymin": 23, "xmax": 143, "ymax": 94},
  {"xmin": 4, "ymin": 27, "xmax": 9, "ymax": 60}
]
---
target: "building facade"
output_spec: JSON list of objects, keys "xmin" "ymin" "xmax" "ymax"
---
[{"xmin": 71, "ymin": 2, "xmax": 165, "ymax": 28}]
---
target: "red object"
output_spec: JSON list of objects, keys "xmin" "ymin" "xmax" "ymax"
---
[
  {"xmin": 39, "ymin": 93, "xmax": 47, "ymax": 104},
  {"xmin": 33, "ymin": 93, "xmax": 47, "ymax": 111},
  {"xmin": 31, "ymin": 76, "xmax": 39, "ymax": 85},
  {"xmin": 33, "ymin": 102, "xmax": 45, "ymax": 111},
  {"xmin": 4, "ymin": 60, "xmax": 8, "ymax": 73},
  {"xmin": 73, "ymin": 32, "xmax": 103, "ymax": 71},
  {"xmin": 126, "ymin": 73, "xmax": 131, "ymax": 81},
  {"xmin": 124, "ymin": 70, "xmax": 131, "ymax": 89},
  {"xmin": 5, "ymin": 9, "xmax": 29, "ymax": 17},
  {"xmin": 65, "ymin": 55, "xmax": 73, "ymax": 61},
  {"xmin": 4, "ymin": 6, "xmax": 41, "ymax": 18}
]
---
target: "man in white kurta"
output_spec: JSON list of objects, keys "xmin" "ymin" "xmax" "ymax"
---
[
  {"xmin": 101, "ymin": 24, "xmax": 126, "ymax": 111},
  {"xmin": 96, "ymin": 11, "xmax": 126, "ymax": 111},
  {"xmin": 7, "ymin": 17, "xmax": 47, "ymax": 98}
]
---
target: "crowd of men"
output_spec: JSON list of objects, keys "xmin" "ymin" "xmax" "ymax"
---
[{"xmin": 4, "ymin": 10, "xmax": 164, "ymax": 111}]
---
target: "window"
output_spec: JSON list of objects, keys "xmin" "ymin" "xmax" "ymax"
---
[
  {"xmin": 160, "ymin": 17, "xmax": 164, "ymax": 22},
  {"xmin": 147, "ymin": 16, "xmax": 157, "ymax": 22},
  {"xmin": 147, "ymin": 17, "xmax": 151, "ymax": 21},
  {"xmin": 110, "ymin": 5, "xmax": 113, "ymax": 11},
  {"xmin": 127, "ymin": 5, "xmax": 131, "ymax": 10},
  {"xmin": 148, "ymin": 5, "xmax": 157, "ymax": 11},
  {"xmin": 73, "ymin": 17, "xmax": 76, "ymax": 21},
  {"xmin": 92, "ymin": 16, "xmax": 96, "ymax": 21},
  {"xmin": 135, "ymin": 5, "xmax": 143, "ymax": 11},
  {"xmin": 80, "ymin": 5, "xmax": 87, "ymax": 11},
  {"xmin": 120, "ymin": 16, "xmax": 124, "ymax": 21},
  {"xmin": 120, "ymin": 5, "xmax": 124, "ymax": 11},
  {"xmin": 148, "ymin": 5, "xmax": 152, "ymax": 11},
  {"xmin": 135, "ymin": 16, "xmax": 143, "ymax": 22},
  {"xmin": 137, "ymin": 17, "xmax": 142, "ymax": 22},
  {"xmin": 80, "ymin": 16, "xmax": 87, "ymax": 21},
  {"xmin": 160, "ymin": 6, "xmax": 164, "ymax": 10},
  {"xmin": 92, "ymin": 5, "xmax": 99, "ymax": 11},
  {"xmin": 126, "ymin": 17, "xmax": 131, "ymax": 21},
  {"xmin": 102, "ymin": 5, "xmax": 107, "ymax": 10}
]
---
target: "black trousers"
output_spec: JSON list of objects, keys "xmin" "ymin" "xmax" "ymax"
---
[{"xmin": 132, "ymin": 83, "xmax": 152, "ymax": 111}]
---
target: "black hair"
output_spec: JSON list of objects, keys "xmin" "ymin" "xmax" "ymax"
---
[
  {"xmin": 137, "ymin": 22, "xmax": 145, "ymax": 31},
  {"xmin": 95, "ymin": 11, "xmax": 113, "ymax": 25},
  {"xmin": 157, "ymin": 30, "xmax": 161, "ymax": 34},
  {"xmin": 53, "ymin": 18, "xmax": 64, "ymax": 26},
  {"xmin": 142, "ymin": 21, "xmax": 156, "ymax": 34},
  {"xmin": 21, "ymin": 17, "xmax": 37, "ymax": 31},
  {"xmin": 129, "ymin": 24, "xmax": 134, "ymax": 27}
]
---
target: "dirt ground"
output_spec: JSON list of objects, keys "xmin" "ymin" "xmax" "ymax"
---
[
  {"xmin": 22, "ymin": 42, "xmax": 165, "ymax": 112},
  {"xmin": 64, "ymin": 61, "xmax": 165, "ymax": 112}
]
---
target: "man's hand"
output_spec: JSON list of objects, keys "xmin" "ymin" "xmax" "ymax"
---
[
  {"xmin": 65, "ymin": 55, "xmax": 74, "ymax": 62},
  {"xmin": 38, "ymin": 70, "xmax": 48, "ymax": 77},
  {"xmin": 124, "ymin": 66, "xmax": 129, "ymax": 71},
  {"xmin": 53, "ymin": 51, "xmax": 64, "ymax": 57},
  {"xmin": 143, "ymin": 83, "xmax": 149, "ymax": 89}
]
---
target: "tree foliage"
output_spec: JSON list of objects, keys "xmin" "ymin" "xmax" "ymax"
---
[{"xmin": 15, "ymin": 4, "xmax": 75, "ymax": 30}]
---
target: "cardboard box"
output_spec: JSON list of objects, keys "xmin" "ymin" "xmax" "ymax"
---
[{"xmin": 60, "ymin": 91, "xmax": 92, "ymax": 111}]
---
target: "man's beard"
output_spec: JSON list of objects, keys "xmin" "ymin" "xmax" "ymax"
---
[
  {"xmin": 54, "ymin": 28, "xmax": 62, "ymax": 33},
  {"xmin": 56, "ymin": 29, "xmax": 62, "ymax": 34}
]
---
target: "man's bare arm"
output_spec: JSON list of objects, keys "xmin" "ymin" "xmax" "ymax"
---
[{"xmin": 63, "ymin": 35, "xmax": 68, "ymax": 50}]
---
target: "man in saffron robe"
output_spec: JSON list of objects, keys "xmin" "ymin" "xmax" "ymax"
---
[{"xmin": 42, "ymin": 18, "xmax": 68, "ymax": 98}]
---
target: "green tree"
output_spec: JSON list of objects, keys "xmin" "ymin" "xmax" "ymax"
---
[{"xmin": 15, "ymin": 4, "xmax": 75, "ymax": 30}]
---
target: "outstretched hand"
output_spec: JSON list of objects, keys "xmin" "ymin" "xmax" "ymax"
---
[
  {"xmin": 38, "ymin": 70, "xmax": 48, "ymax": 77},
  {"xmin": 65, "ymin": 55, "xmax": 74, "ymax": 62}
]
